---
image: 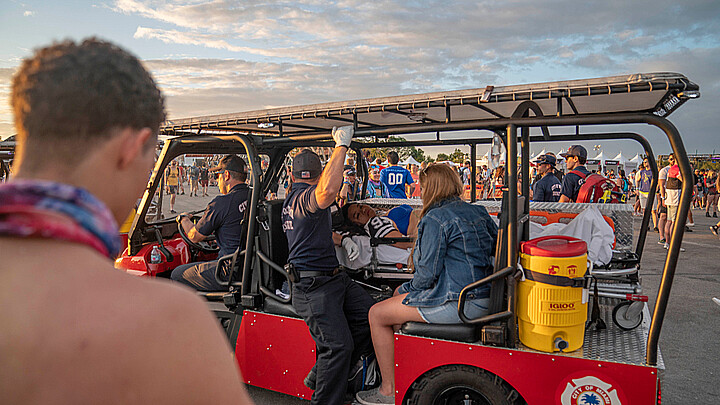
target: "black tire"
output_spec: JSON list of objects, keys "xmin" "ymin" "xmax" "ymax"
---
[{"xmin": 404, "ymin": 365, "xmax": 522, "ymax": 405}]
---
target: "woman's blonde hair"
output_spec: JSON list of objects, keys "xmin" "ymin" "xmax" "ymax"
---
[{"xmin": 419, "ymin": 163, "xmax": 463, "ymax": 217}]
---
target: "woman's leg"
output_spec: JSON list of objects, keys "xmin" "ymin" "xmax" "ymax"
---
[{"xmin": 368, "ymin": 293, "xmax": 425, "ymax": 397}]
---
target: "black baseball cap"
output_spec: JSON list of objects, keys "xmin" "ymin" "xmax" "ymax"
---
[
  {"xmin": 536, "ymin": 153, "xmax": 557, "ymax": 166},
  {"xmin": 560, "ymin": 145, "xmax": 587, "ymax": 160},
  {"xmin": 209, "ymin": 154, "xmax": 247, "ymax": 173},
  {"xmin": 292, "ymin": 149, "xmax": 323, "ymax": 180}
]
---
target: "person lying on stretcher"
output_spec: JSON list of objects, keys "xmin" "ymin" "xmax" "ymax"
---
[{"xmin": 331, "ymin": 203, "xmax": 420, "ymax": 268}]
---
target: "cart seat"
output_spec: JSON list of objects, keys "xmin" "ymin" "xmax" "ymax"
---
[
  {"xmin": 400, "ymin": 322, "xmax": 478, "ymax": 343},
  {"xmin": 263, "ymin": 296, "xmax": 300, "ymax": 318}
]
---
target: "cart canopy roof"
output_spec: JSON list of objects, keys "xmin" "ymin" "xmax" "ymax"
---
[{"xmin": 160, "ymin": 72, "xmax": 698, "ymax": 137}]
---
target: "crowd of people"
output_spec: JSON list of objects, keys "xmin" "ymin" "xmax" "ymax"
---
[{"xmin": 162, "ymin": 159, "xmax": 213, "ymax": 212}]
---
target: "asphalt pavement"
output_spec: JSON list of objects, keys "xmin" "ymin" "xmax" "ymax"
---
[{"xmin": 637, "ymin": 208, "xmax": 720, "ymax": 403}]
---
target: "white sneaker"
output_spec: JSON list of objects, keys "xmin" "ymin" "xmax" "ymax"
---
[
  {"xmin": 687, "ymin": 222, "xmax": 695, "ymax": 227},
  {"xmin": 663, "ymin": 243, "xmax": 685, "ymax": 252}
]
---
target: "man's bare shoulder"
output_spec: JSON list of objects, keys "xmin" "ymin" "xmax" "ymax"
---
[{"xmin": 0, "ymin": 239, "xmax": 252, "ymax": 404}]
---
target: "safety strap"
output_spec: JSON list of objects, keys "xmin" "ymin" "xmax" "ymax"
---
[
  {"xmin": 569, "ymin": 169, "xmax": 588, "ymax": 180},
  {"xmin": 523, "ymin": 269, "xmax": 585, "ymax": 288},
  {"xmin": 586, "ymin": 277, "xmax": 607, "ymax": 331}
]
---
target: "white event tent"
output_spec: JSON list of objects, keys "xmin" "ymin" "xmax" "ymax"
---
[
  {"xmin": 401, "ymin": 156, "xmax": 421, "ymax": 166},
  {"xmin": 530, "ymin": 149, "xmax": 546, "ymax": 162}
]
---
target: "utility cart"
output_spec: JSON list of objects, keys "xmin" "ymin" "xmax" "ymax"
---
[{"xmin": 116, "ymin": 72, "xmax": 699, "ymax": 404}]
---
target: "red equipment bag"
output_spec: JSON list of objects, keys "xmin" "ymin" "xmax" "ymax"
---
[{"xmin": 570, "ymin": 170, "xmax": 626, "ymax": 203}]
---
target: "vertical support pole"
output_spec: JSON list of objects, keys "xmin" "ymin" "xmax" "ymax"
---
[
  {"xmin": 646, "ymin": 116, "xmax": 692, "ymax": 366},
  {"xmin": 506, "ymin": 124, "xmax": 518, "ymax": 348},
  {"xmin": 521, "ymin": 127, "xmax": 530, "ymax": 241},
  {"xmin": 506, "ymin": 124, "xmax": 518, "ymax": 268},
  {"xmin": 470, "ymin": 143, "xmax": 477, "ymax": 202}
]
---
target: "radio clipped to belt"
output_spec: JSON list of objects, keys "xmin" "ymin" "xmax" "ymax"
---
[{"xmin": 284, "ymin": 262, "xmax": 300, "ymax": 283}]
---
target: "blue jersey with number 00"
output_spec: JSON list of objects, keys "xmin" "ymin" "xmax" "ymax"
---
[{"xmin": 380, "ymin": 166, "xmax": 414, "ymax": 198}]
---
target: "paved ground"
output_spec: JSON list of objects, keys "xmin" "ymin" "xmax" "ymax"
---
[
  {"xmin": 166, "ymin": 185, "xmax": 719, "ymax": 403},
  {"xmin": 637, "ymin": 208, "xmax": 720, "ymax": 403}
]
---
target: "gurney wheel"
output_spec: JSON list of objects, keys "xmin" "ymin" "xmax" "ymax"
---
[{"xmin": 612, "ymin": 301, "xmax": 643, "ymax": 330}]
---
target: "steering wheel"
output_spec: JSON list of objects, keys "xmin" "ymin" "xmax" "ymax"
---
[{"xmin": 176, "ymin": 211, "xmax": 220, "ymax": 254}]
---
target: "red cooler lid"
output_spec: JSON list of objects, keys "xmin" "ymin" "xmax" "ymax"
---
[{"xmin": 520, "ymin": 235, "xmax": 587, "ymax": 257}]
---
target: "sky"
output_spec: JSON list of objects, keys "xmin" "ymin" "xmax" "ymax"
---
[{"xmin": 1, "ymin": 0, "xmax": 719, "ymax": 159}]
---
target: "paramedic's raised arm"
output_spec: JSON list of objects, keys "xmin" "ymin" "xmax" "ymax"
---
[{"xmin": 315, "ymin": 126, "xmax": 353, "ymax": 209}]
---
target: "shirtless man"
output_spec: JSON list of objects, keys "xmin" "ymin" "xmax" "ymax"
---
[{"xmin": 0, "ymin": 39, "xmax": 253, "ymax": 404}]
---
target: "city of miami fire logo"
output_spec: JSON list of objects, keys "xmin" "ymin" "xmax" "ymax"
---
[{"xmin": 560, "ymin": 376, "xmax": 622, "ymax": 405}]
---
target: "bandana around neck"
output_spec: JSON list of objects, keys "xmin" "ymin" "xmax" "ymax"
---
[{"xmin": 0, "ymin": 180, "xmax": 121, "ymax": 258}]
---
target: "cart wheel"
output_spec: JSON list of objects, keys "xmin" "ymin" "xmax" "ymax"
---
[
  {"xmin": 612, "ymin": 301, "xmax": 644, "ymax": 330},
  {"xmin": 405, "ymin": 365, "xmax": 521, "ymax": 405}
]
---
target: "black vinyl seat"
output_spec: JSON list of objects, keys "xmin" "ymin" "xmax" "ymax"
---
[
  {"xmin": 263, "ymin": 296, "xmax": 299, "ymax": 317},
  {"xmin": 257, "ymin": 199, "xmax": 299, "ymax": 317},
  {"xmin": 401, "ymin": 321, "xmax": 479, "ymax": 343}
]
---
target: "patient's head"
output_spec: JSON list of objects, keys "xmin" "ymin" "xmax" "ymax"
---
[{"xmin": 342, "ymin": 203, "xmax": 376, "ymax": 227}]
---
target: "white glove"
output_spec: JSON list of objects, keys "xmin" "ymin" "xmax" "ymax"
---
[
  {"xmin": 332, "ymin": 126, "xmax": 354, "ymax": 148},
  {"xmin": 342, "ymin": 237, "xmax": 360, "ymax": 261}
]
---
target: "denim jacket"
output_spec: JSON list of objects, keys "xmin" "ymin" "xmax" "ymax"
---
[{"xmin": 398, "ymin": 197, "xmax": 498, "ymax": 307}]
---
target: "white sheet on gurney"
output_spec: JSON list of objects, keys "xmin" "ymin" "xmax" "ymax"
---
[
  {"xmin": 492, "ymin": 206, "xmax": 614, "ymax": 266},
  {"xmin": 335, "ymin": 235, "xmax": 411, "ymax": 269}
]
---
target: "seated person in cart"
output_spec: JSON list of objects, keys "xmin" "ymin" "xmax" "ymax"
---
[
  {"xmin": 171, "ymin": 155, "xmax": 250, "ymax": 291},
  {"xmin": 356, "ymin": 164, "xmax": 497, "ymax": 405}
]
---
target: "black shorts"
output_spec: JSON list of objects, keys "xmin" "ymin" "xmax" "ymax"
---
[
  {"xmin": 168, "ymin": 185, "xmax": 178, "ymax": 194},
  {"xmin": 658, "ymin": 205, "xmax": 667, "ymax": 214}
]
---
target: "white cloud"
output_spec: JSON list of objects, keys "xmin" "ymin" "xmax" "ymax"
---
[
  {"xmin": 23, "ymin": 10, "xmax": 35, "ymax": 17},
  {"xmin": 1, "ymin": 0, "xmax": 719, "ymax": 151}
]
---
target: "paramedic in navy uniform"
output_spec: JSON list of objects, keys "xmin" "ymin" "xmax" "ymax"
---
[
  {"xmin": 532, "ymin": 153, "xmax": 562, "ymax": 202},
  {"xmin": 282, "ymin": 127, "xmax": 375, "ymax": 405},
  {"xmin": 380, "ymin": 151, "xmax": 414, "ymax": 198},
  {"xmin": 559, "ymin": 145, "xmax": 591, "ymax": 203},
  {"xmin": 172, "ymin": 155, "xmax": 250, "ymax": 291}
]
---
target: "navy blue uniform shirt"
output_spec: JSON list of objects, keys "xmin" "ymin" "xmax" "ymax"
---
[
  {"xmin": 560, "ymin": 165, "xmax": 591, "ymax": 202},
  {"xmin": 196, "ymin": 183, "xmax": 250, "ymax": 257},
  {"xmin": 380, "ymin": 165, "xmax": 414, "ymax": 198},
  {"xmin": 282, "ymin": 182, "xmax": 338, "ymax": 272},
  {"xmin": 533, "ymin": 173, "xmax": 562, "ymax": 202}
]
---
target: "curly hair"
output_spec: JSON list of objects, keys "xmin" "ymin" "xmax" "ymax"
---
[{"xmin": 11, "ymin": 38, "xmax": 166, "ymax": 170}]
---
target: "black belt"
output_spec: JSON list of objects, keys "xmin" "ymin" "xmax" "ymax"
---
[{"xmin": 298, "ymin": 268, "xmax": 341, "ymax": 278}]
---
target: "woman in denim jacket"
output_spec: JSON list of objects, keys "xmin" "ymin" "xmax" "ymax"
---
[{"xmin": 356, "ymin": 164, "xmax": 498, "ymax": 405}]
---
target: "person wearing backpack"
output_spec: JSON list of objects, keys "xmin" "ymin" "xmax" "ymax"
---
[{"xmin": 559, "ymin": 145, "xmax": 591, "ymax": 202}]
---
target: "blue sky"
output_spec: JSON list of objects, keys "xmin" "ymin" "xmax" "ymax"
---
[{"xmin": 1, "ymin": 0, "xmax": 719, "ymax": 159}]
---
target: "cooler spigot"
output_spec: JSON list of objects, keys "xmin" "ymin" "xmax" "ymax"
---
[{"xmin": 554, "ymin": 337, "xmax": 569, "ymax": 352}]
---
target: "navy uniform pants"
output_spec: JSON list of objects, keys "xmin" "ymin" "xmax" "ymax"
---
[{"xmin": 292, "ymin": 271, "xmax": 375, "ymax": 405}]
